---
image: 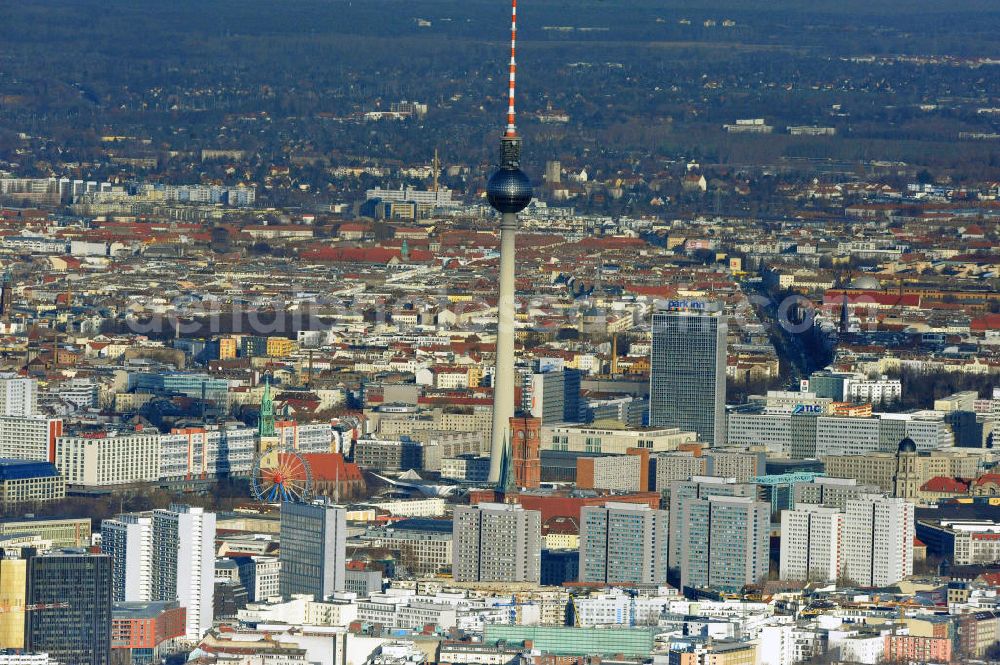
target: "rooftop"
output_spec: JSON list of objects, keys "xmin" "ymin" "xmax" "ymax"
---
[
  {"xmin": 0, "ymin": 459, "xmax": 60, "ymax": 481},
  {"xmin": 113, "ymin": 600, "xmax": 181, "ymax": 620},
  {"xmin": 379, "ymin": 518, "xmax": 454, "ymax": 534}
]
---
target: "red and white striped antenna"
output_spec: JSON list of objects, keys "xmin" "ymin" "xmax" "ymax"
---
[{"xmin": 505, "ymin": 0, "xmax": 519, "ymax": 138}]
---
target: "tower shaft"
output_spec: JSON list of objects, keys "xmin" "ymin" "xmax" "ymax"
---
[
  {"xmin": 488, "ymin": 214, "xmax": 518, "ymax": 483},
  {"xmin": 486, "ymin": 0, "xmax": 531, "ymax": 486}
]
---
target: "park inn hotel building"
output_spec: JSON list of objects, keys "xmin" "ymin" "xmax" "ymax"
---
[{"xmin": 649, "ymin": 307, "xmax": 727, "ymax": 446}]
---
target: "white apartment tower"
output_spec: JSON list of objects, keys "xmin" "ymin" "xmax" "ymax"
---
[
  {"xmin": 102, "ymin": 505, "xmax": 216, "ymax": 641},
  {"xmin": 101, "ymin": 513, "xmax": 153, "ymax": 602},
  {"xmin": 0, "ymin": 374, "xmax": 37, "ymax": 417},
  {"xmin": 779, "ymin": 504, "xmax": 844, "ymax": 583},
  {"xmin": 152, "ymin": 505, "xmax": 216, "ymax": 641},
  {"xmin": 844, "ymin": 495, "xmax": 914, "ymax": 587},
  {"xmin": 678, "ymin": 494, "xmax": 770, "ymax": 593}
]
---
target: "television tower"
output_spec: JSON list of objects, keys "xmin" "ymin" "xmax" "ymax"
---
[{"xmin": 487, "ymin": 0, "xmax": 532, "ymax": 484}]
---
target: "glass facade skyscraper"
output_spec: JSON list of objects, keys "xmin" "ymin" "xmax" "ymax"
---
[
  {"xmin": 649, "ymin": 308, "xmax": 727, "ymax": 445},
  {"xmin": 279, "ymin": 501, "xmax": 347, "ymax": 599},
  {"xmin": 25, "ymin": 551, "xmax": 112, "ymax": 665}
]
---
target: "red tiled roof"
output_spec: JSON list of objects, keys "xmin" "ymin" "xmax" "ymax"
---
[
  {"xmin": 973, "ymin": 473, "xmax": 1000, "ymax": 487},
  {"xmin": 577, "ymin": 237, "xmax": 648, "ymax": 250},
  {"xmin": 279, "ymin": 452, "xmax": 363, "ymax": 482},
  {"xmin": 919, "ymin": 476, "xmax": 969, "ymax": 493},
  {"xmin": 542, "ymin": 516, "xmax": 579, "ymax": 535},
  {"xmin": 971, "ymin": 314, "xmax": 1000, "ymax": 332},
  {"xmin": 824, "ymin": 289, "xmax": 921, "ymax": 308},
  {"xmin": 624, "ymin": 284, "xmax": 679, "ymax": 298},
  {"xmin": 338, "ymin": 222, "xmax": 371, "ymax": 232},
  {"xmin": 978, "ymin": 572, "xmax": 1000, "ymax": 587},
  {"xmin": 299, "ymin": 246, "xmax": 433, "ymax": 263}
]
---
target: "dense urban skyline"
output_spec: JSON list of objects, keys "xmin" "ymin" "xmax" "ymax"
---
[{"xmin": 0, "ymin": 1, "xmax": 996, "ymax": 664}]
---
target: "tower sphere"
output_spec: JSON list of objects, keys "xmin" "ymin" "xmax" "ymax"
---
[{"xmin": 487, "ymin": 167, "xmax": 532, "ymax": 214}]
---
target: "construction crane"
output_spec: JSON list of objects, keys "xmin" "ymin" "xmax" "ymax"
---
[
  {"xmin": 491, "ymin": 595, "xmax": 539, "ymax": 625},
  {"xmin": 0, "ymin": 602, "xmax": 69, "ymax": 613}
]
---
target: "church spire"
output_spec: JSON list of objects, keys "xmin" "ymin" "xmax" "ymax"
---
[
  {"xmin": 258, "ymin": 375, "xmax": 276, "ymax": 437},
  {"xmin": 496, "ymin": 432, "xmax": 517, "ymax": 497}
]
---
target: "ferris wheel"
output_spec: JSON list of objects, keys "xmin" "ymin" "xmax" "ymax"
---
[{"xmin": 251, "ymin": 446, "xmax": 313, "ymax": 504}]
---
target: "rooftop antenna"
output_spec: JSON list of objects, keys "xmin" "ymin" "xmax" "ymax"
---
[{"xmin": 505, "ymin": 0, "xmax": 519, "ymax": 141}]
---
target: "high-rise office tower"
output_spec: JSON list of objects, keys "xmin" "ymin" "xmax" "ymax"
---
[
  {"xmin": 679, "ymin": 495, "xmax": 770, "ymax": 593},
  {"xmin": 779, "ymin": 503, "xmax": 844, "ymax": 582},
  {"xmin": 668, "ymin": 476, "xmax": 757, "ymax": 570},
  {"xmin": 453, "ymin": 503, "xmax": 540, "ymax": 583},
  {"xmin": 486, "ymin": 0, "xmax": 533, "ymax": 484},
  {"xmin": 101, "ymin": 513, "xmax": 153, "ymax": 602},
  {"xmin": 523, "ymin": 367, "xmax": 583, "ymax": 424},
  {"xmin": 25, "ymin": 550, "xmax": 112, "ymax": 665},
  {"xmin": 944, "ymin": 410, "xmax": 984, "ymax": 448},
  {"xmin": 844, "ymin": 494, "xmax": 914, "ymax": 587},
  {"xmin": 279, "ymin": 501, "xmax": 347, "ymax": 599},
  {"xmin": 579, "ymin": 502, "xmax": 669, "ymax": 585},
  {"xmin": 649, "ymin": 307, "xmax": 727, "ymax": 445},
  {"xmin": 151, "ymin": 505, "xmax": 216, "ymax": 641}
]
